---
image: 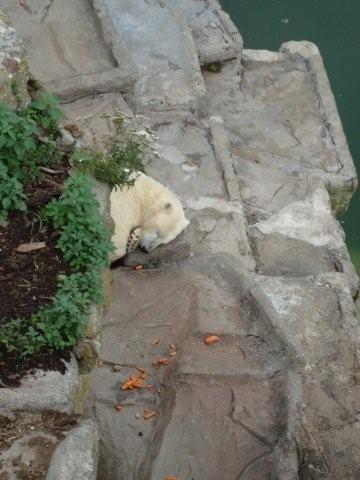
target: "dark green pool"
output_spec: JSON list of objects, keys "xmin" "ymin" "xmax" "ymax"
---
[{"xmin": 221, "ymin": 0, "xmax": 360, "ymax": 271}]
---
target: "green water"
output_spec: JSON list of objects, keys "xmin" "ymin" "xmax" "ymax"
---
[{"xmin": 221, "ymin": 0, "xmax": 360, "ymax": 271}]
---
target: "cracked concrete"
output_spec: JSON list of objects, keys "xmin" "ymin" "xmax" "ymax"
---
[{"xmin": 2, "ymin": 0, "xmax": 359, "ymax": 478}]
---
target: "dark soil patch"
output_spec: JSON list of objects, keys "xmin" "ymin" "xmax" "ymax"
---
[
  {"xmin": 0, "ymin": 210, "xmax": 71, "ymax": 321},
  {"xmin": 0, "ymin": 159, "xmax": 72, "ymax": 387},
  {"xmin": 0, "ymin": 410, "xmax": 79, "ymax": 480},
  {"xmin": 0, "ymin": 348, "xmax": 71, "ymax": 388}
]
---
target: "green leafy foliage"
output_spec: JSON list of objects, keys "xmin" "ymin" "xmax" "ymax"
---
[
  {"xmin": 21, "ymin": 92, "xmax": 64, "ymax": 133},
  {"xmin": 21, "ymin": 140, "xmax": 63, "ymax": 185},
  {"xmin": 0, "ymin": 164, "xmax": 27, "ymax": 222},
  {"xmin": 0, "ymin": 93, "xmax": 64, "ymax": 185},
  {"xmin": 72, "ymin": 140, "xmax": 144, "ymax": 190},
  {"xmin": 0, "ymin": 271, "xmax": 103, "ymax": 357},
  {"xmin": 0, "ymin": 97, "xmax": 114, "ymax": 359},
  {"xmin": 43, "ymin": 172, "xmax": 114, "ymax": 270},
  {"xmin": 0, "ymin": 102, "xmax": 37, "ymax": 178}
]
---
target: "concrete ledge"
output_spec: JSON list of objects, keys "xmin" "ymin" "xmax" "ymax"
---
[{"xmin": 48, "ymin": 68, "xmax": 135, "ymax": 104}]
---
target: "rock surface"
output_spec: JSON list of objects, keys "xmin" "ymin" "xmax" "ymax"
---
[
  {"xmin": 0, "ymin": 356, "xmax": 78, "ymax": 413},
  {"xmin": 2, "ymin": 1, "xmax": 360, "ymax": 479},
  {"xmin": 45, "ymin": 419, "xmax": 99, "ymax": 480},
  {"xmin": 1, "ymin": 0, "xmax": 136, "ymax": 101},
  {"xmin": 0, "ymin": 13, "xmax": 30, "ymax": 108}
]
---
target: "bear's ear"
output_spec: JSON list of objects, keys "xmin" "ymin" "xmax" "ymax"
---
[{"xmin": 163, "ymin": 202, "xmax": 172, "ymax": 210}]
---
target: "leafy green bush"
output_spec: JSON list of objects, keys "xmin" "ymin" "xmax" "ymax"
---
[
  {"xmin": 21, "ymin": 92, "xmax": 64, "ymax": 133},
  {"xmin": 43, "ymin": 172, "xmax": 114, "ymax": 270},
  {"xmin": 0, "ymin": 102, "xmax": 37, "ymax": 178},
  {"xmin": 21, "ymin": 140, "xmax": 63, "ymax": 185},
  {"xmin": 0, "ymin": 271, "xmax": 103, "ymax": 357},
  {"xmin": 0, "ymin": 164, "xmax": 27, "ymax": 222},
  {"xmin": 0, "ymin": 93, "xmax": 64, "ymax": 185},
  {"xmin": 72, "ymin": 139, "xmax": 144, "ymax": 190}
]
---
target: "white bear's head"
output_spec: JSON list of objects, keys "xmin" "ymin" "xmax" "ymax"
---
[{"xmin": 139, "ymin": 192, "xmax": 189, "ymax": 252}]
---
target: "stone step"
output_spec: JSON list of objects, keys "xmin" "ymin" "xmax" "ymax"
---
[
  {"xmin": 248, "ymin": 186, "xmax": 359, "ymax": 293},
  {"xmin": 2, "ymin": 0, "xmax": 136, "ymax": 101},
  {"xmin": 203, "ymin": 43, "xmax": 357, "ymax": 221},
  {"xmin": 167, "ymin": 0, "xmax": 243, "ymax": 65},
  {"xmin": 150, "ymin": 376, "xmax": 285, "ymax": 480},
  {"xmin": 91, "ymin": 262, "xmax": 299, "ymax": 479},
  {"xmin": 251, "ymin": 274, "xmax": 360, "ymax": 478},
  {"xmin": 102, "ymin": 0, "xmax": 206, "ymax": 115}
]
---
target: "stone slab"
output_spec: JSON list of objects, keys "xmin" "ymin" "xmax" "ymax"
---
[
  {"xmin": 251, "ymin": 275, "xmax": 360, "ymax": 478},
  {"xmin": 2, "ymin": 0, "xmax": 135, "ymax": 100},
  {"xmin": 203, "ymin": 45, "xmax": 357, "ymax": 220},
  {"xmin": 102, "ymin": 0, "xmax": 206, "ymax": 115},
  {"xmin": 150, "ymin": 379, "xmax": 278, "ymax": 480},
  {"xmin": 46, "ymin": 419, "xmax": 99, "ymax": 480},
  {"xmin": 0, "ymin": 356, "xmax": 78, "ymax": 413},
  {"xmin": 168, "ymin": 0, "xmax": 243, "ymax": 65}
]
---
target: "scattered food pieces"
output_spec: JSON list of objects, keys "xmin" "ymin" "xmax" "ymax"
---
[
  {"xmin": 121, "ymin": 375, "xmax": 144, "ymax": 390},
  {"xmin": 115, "ymin": 405, "xmax": 124, "ymax": 412},
  {"xmin": 153, "ymin": 357, "xmax": 169, "ymax": 366},
  {"xmin": 134, "ymin": 264, "xmax": 143, "ymax": 271},
  {"xmin": 135, "ymin": 413, "xmax": 140, "ymax": 419},
  {"xmin": 16, "ymin": 242, "xmax": 46, "ymax": 253},
  {"xmin": 169, "ymin": 351, "xmax": 177, "ymax": 356},
  {"xmin": 113, "ymin": 364, "xmax": 122, "ymax": 372},
  {"xmin": 204, "ymin": 335, "xmax": 220, "ymax": 345},
  {"xmin": 147, "ymin": 384, "xmax": 154, "ymax": 390},
  {"xmin": 144, "ymin": 409, "xmax": 156, "ymax": 420},
  {"xmin": 97, "ymin": 359, "xmax": 104, "ymax": 367},
  {"xmin": 151, "ymin": 338, "xmax": 160, "ymax": 345},
  {"xmin": 165, "ymin": 477, "xmax": 178, "ymax": 480}
]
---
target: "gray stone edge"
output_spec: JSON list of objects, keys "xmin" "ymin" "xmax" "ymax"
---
[
  {"xmin": 48, "ymin": 68, "xmax": 135, "ymax": 104},
  {"xmin": 89, "ymin": 0, "xmax": 137, "ymax": 84},
  {"xmin": 209, "ymin": 115, "xmax": 255, "ymax": 271},
  {"xmin": 280, "ymin": 41, "xmax": 358, "ymax": 207},
  {"xmin": 197, "ymin": 0, "xmax": 243, "ymax": 64},
  {"xmin": 160, "ymin": 1, "xmax": 208, "ymax": 118}
]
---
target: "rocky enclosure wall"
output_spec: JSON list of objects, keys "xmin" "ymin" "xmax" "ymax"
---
[{"xmin": 0, "ymin": 1, "xmax": 359, "ymax": 479}]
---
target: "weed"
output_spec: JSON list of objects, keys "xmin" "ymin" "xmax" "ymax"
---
[
  {"xmin": 21, "ymin": 140, "xmax": 63, "ymax": 185},
  {"xmin": 21, "ymin": 92, "xmax": 64, "ymax": 133},
  {"xmin": 72, "ymin": 141, "xmax": 144, "ymax": 190},
  {"xmin": 0, "ymin": 271, "xmax": 103, "ymax": 357},
  {"xmin": 43, "ymin": 172, "xmax": 114, "ymax": 270},
  {"xmin": 0, "ymin": 95, "xmax": 64, "ymax": 184},
  {"xmin": 0, "ymin": 102, "xmax": 37, "ymax": 178},
  {"xmin": 0, "ymin": 164, "xmax": 27, "ymax": 222}
]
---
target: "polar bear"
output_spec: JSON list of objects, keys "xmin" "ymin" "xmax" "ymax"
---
[{"xmin": 109, "ymin": 173, "xmax": 189, "ymax": 262}]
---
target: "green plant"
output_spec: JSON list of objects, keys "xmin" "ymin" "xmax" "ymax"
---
[
  {"xmin": 21, "ymin": 92, "xmax": 64, "ymax": 133},
  {"xmin": 0, "ymin": 97, "xmax": 65, "ymax": 185},
  {"xmin": 72, "ymin": 141, "xmax": 144, "ymax": 190},
  {"xmin": 43, "ymin": 172, "xmax": 114, "ymax": 270},
  {"xmin": 0, "ymin": 164, "xmax": 27, "ymax": 222},
  {"xmin": 30, "ymin": 271, "xmax": 103, "ymax": 351},
  {"xmin": 0, "ymin": 102, "xmax": 37, "ymax": 178},
  {"xmin": 11, "ymin": 79, "xmax": 21, "ymax": 96},
  {"xmin": 21, "ymin": 140, "xmax": 63, "ymax": 185},
  {"xmin": 0, "ymin": 271, "xmax": 103, "ymax": 357}
]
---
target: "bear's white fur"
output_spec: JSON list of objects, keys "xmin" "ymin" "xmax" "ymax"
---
[{"xmin": 109, "ymin": 173, "xmax": 189, "ymax": 261}]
